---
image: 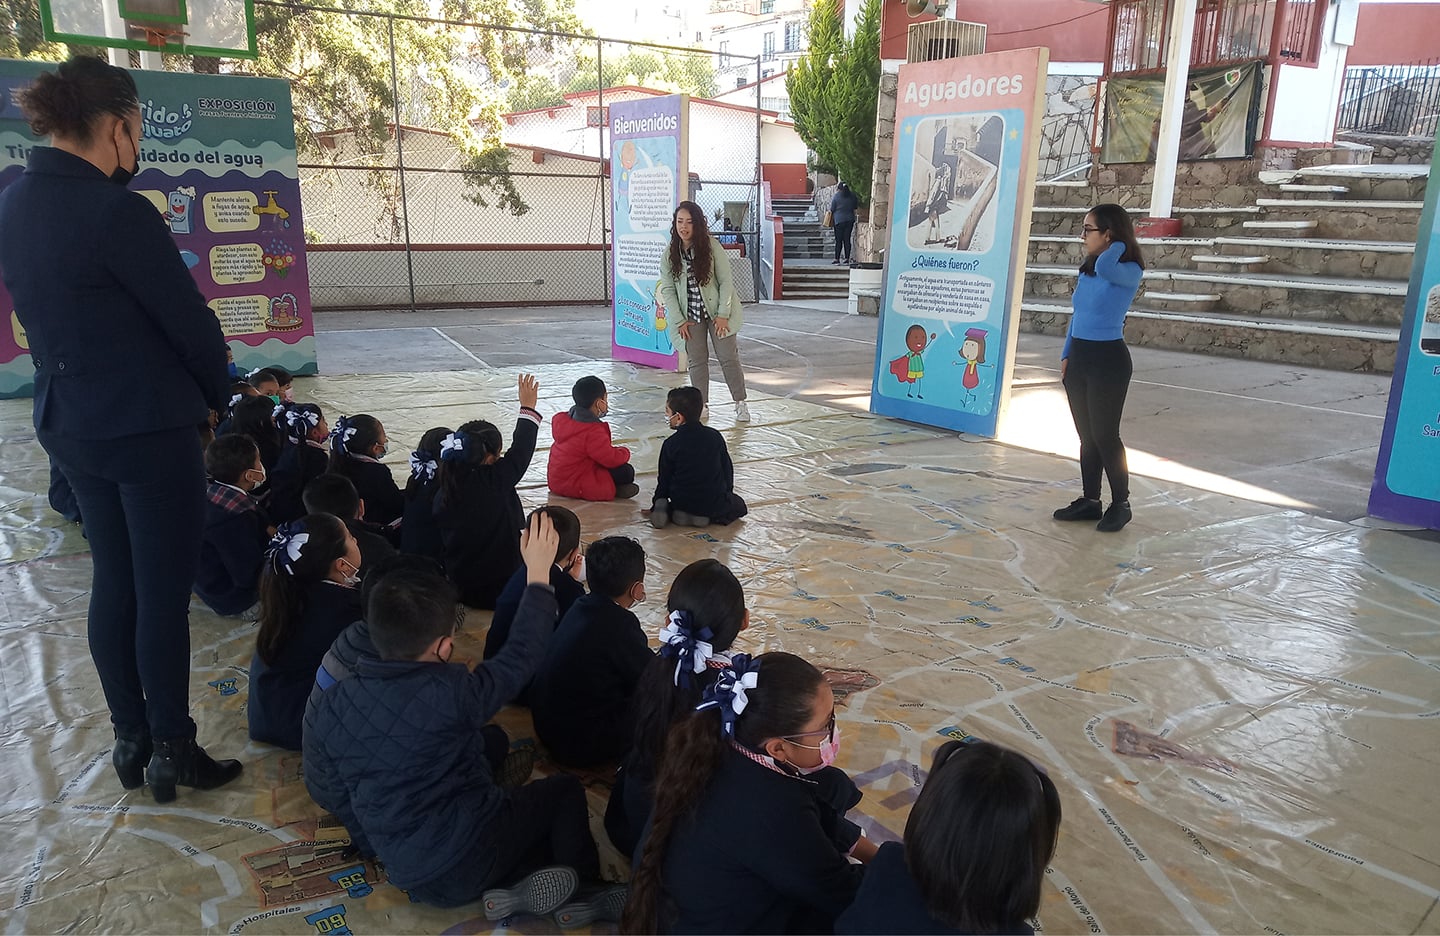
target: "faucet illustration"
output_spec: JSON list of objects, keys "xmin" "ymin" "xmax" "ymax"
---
[{"xmin": 253, "ymin": 191, "xmax": 291, "ymax": 228}]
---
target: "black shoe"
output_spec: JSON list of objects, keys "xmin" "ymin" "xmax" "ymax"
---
[
  {"xmin": 495, "ymin": 746, "xmax": 536, "ymax": 792},
  {"xmin": 113, "ymin": 728, "xmax": 152, "ymax": 790},
  {"xmin": 483, "ymin": 866, "xmax": 579, "ymax": 921},
  {"xmin": 614, "ymin": 482, "xmax": 640, "ymax": 499},
  {"xmin": 1053, "ymin": 497, "xmax": 1103, "ymax": 521},
  {"xmin": 555, "ymin": 883, "xmax": 628, "ymax": 928},
  {"xmin": 671, "ymin": 509, "xmax": 710, "ymax": 527},
  {"xmin": 146, "ymin": 738, "xmax": 243, "ymax": 803},
  {"xmin": 649, "ymin": 497, "xmax": 670, "ymax": 529},
  {"xmin": 1097, "ymin": 501, "xmax": 1132, "ymax": 532}
]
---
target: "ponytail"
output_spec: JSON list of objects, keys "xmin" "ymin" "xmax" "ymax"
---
[
  {"xmin": 434, "ymin": 419, "xmax": 503, "ymax": 508},
  {"xmin": 256, "ymin": 514, "xmax": 348, "ymax": 665},
  {"xmin": 327, "ymin": 414, "xmax": 382, "ymax": 474}
]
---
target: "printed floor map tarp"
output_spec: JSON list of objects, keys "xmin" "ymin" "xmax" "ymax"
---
[{"xmin": 1, "ymin": 362, "xmax": 1437, "ymax": 934}]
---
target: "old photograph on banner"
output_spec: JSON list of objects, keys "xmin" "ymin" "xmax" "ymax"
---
[
  {"xmin": 870, "ymin": 48, "xmax": 1048, "ymax": 436},
  {"xmin": 1369, "ymin": 123, "xmax": 1440, "ymax": 530},
  {"xmin": 610, "ymin": 94, "xmax": 687, "ymax": 370},
  {"xmin": 0, "ymin": 61, "xmax": 315, "ymax": 399},
  {"xmin": 1101, "ymin": 62, "xmax": 1262, "ymax": 164}
]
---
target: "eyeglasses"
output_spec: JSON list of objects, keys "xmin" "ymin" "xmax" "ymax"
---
[
  {"xmin": 785, "ymin": 709, "xmax": 836, "ymax": 745},
  {"xmin": 1081, "ymin": 225, "xmax": 1103, "ymax": 235}
]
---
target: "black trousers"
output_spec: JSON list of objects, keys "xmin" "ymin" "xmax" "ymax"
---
[
  {"xmin": 38, "ymin": 424, "xmax": 206, "ymax": 741},
  {"xmin": 608, "ymin": 463, "xmax": 635, "ymax": 487},
  {"xmin": 833, "ymin": 220, "xmax": 855, "ymax": 261},
  {"xmin": 408, "ymin": 774, "xmax": 601, "ymax": 908},
  {"xmin": 1062, "ymin": 338, "xmax": 1133, "ymax": 503}
]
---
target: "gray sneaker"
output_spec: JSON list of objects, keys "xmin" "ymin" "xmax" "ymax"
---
[
  {"xmin": 482, "ymin": 866, "xmax": 579, "ymax": 921},
  {"xmin": 671, "ymin": 509, "xmax": 710, "ymax": 527},
  {"xmin": 554, "ymin": 883, "xmax": 628, "ymax": 929},
  {"xmin": 649, "ymin": 497, "xmax": 670, "ymax": 529}
]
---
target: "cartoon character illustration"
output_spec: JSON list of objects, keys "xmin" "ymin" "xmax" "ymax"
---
[
  {"xmin": 163, "ymin": 185, "xmax": 196, "ymax": 234},
  {"xmin": 253, "ymin": 190, "xmax": 292, "ymax": 229},
  {"xmin": 888, "ymin": 324, "xmax": 936, "ymax": 399},
  {"xmin": 262, "ymin": 239, "xmax": 297, "ymax": 279},
  {"xmin": 652, "ymin": 280, "xmax": 672, "ymax": 352},
  {"xmin": 265, "ymin": 293, "xmax": 304, "ymax": 331},
  {"xmin": 954, "ymin": 326, "xmax": 989, "ymax": 404}
]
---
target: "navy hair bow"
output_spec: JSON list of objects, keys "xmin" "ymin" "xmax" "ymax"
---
[
  {"xmin": 409, "ymin": 449, "xmax": 439, "ymax": 480},
  {"xmin": 330, "ymin": 416, "xmax": 357, "ymax": 455},
  {"xmin": 695, "ymin": 653, "xmax": 760, "ymax": 737},
  {"xmin": 658, "ymin": 609, "xmax": 716, "ymax": 688},
  {"xmin": 439, "ymin": 431, "xmax": 469, "ymax": 461},
  {"xmin": 266, "ymin": 520, "xmax": 310, "ymax": 576}
]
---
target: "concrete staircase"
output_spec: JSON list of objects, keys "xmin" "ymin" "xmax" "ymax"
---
[
  {"xmin": 774, "ymin": 194, "xmax": 850, "ymax": 298},
  {"xmin": 1020, "ymin": 164, "xmax": 1428, "ymax": 371}
]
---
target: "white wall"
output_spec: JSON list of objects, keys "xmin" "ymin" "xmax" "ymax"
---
[
  {"xmin": 762, "ymin": 120, "xmax": 809, "ymax": 162},
  {"xmin": 1267, "ymin": 2, "xmax": 1351, "ymax": 143}
]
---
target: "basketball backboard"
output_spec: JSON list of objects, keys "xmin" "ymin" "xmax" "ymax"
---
[{"xmin": 38, "ymin": 0, "xmax": 258, "ymax": 59}]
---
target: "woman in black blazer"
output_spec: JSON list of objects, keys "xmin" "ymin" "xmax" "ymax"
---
[{"xmin": 0, "ymin": 58, "xmax": 240, "ymax": 800}]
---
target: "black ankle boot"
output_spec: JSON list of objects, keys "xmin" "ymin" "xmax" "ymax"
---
[
  {"xmin": 146, "ymin": 739, "xmax": 243, "ymax": 803},
  {"xmin": 112, "ymin": 728, "xmax": 152, "ymax": 791}
]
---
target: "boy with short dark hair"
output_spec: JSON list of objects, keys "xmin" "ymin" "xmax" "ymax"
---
[
  {"xmin": 650, "ymin": 386, "xmax": 748, "ymax": 528},
  {"xmin": 194, "ymin": 434, "xmax": 269, "ymax": 616},
  {"xmin": 304, "ymin": 514, "xmax": 614, "ymax": 923},
  {"xmin": 548, "ymin": 375, "xmax": 638, "ymax": 501},
  {"xmin": 301, "ymin": 473, "xmax": 395, "ymax": 573},
  {"xmin": 529, "ymin": 536, "xmax": 653, "ymax": 767},
  {"xmin": 485, "ymin": 504, "xmax": 585, "ymax": 661}
]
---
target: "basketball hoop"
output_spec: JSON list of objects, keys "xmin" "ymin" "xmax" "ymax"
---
[{"xmin": 139, "ymin": 24, "xmax": 187, "ymax": 49}]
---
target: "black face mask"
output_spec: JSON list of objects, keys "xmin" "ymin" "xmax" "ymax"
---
[{"xmin": 110, "ymin": 123, "xmax": 139, "ymax": 187}]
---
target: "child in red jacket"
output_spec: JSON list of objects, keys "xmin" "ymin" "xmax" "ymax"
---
[{"xmin": 548, "ymin": 376, "xmax": 638, "ymax": 501}]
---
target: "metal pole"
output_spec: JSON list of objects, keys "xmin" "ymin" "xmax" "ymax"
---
[
  {"xmin": 753, "ymin": 53, "xmax": 763, "ymax": 301},
  {"xmin": 388, "ymin": 16, "xmax": 417, "ymax": 312},
  {"xmin": 599, "ymin": 38, "xmax": 610, "ymax": 305},
  {"xmin": 1148, "ymin": 0, "xmax": 1199, "ymax": 220}
]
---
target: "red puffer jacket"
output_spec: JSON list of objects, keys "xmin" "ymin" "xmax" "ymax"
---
[{"xmin": 548, "ymin": 410, "xmax": 632, "ymax": 501}]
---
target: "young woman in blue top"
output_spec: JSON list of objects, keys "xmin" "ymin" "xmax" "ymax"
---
[{"xmin": 1054, "ymin": 204, "xmax": 1145, "ymax": 532}]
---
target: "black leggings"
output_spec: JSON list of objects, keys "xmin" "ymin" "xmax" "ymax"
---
[
  {"xmin": 1062, "ymin": 338, "xmax": 1132, "ymax": 503},
  {"xmin": 834, "ymin": 221, "xmax": 855, "ymax": 261}
]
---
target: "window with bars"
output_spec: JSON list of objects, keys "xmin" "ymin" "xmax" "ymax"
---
[
  {"xmin": 784, "ymin": 21, "xmax": 803, "ymax": 52},
  {"xmin": 763, "ymin": 31, "xmax": 775, "ymax": 60},
  {"xmin": 1107, "ymin": 0, "xmax": 1327, "ymax": 75}
]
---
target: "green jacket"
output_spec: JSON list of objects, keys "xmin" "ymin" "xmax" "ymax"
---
[{"xmin": 655, "ymin": 235, "xmax": 745, "ymax": 345}]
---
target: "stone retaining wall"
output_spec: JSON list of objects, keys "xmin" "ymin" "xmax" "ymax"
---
[{"xmin": 1336, "ymin": 132, "xmax": 1435, "ymax": 165}]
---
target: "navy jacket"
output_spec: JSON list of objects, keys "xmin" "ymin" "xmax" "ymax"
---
[
  {"xmin": 643, "ymin": 746, "xmax": 865, "ymax": 933},
  {"xmin": 836, "ymin": 841, "xmax": 1033, "ymax": 935},
  {"xmin": 306, "ymin": 618, "xmax": 373, "ymax": 718},
  {"xmin": 332, "ymin": 456, "xmax": 405, "ymax": 528},
  {"xmin": 345, "ymin": 518, "xmax": 396, "ymax": 575},
  {"xmin": 0, "ymin": 147, "xmax": 228, "ymax": 437},
  {"xmin": 655, "ymin": 422, "xmax": 745, "ymax": 523},
  {"xmin": 437, "ymin": 415, "xmax": 539, "ymax": 609},
  {"xmin": 268, "ymin": 441, "xmax": 330, "ymax": 525},
  {"xmin": 303, "ymin": 583, "xmax": 558, "ymax": 887},
  {"xmin": 194, "ymin": 483, "xmax": 268, "ymax": 616},
  {"xmin": 249, "ymin": 581, "xmax": 362, "ymax": 750},
  {"xmin": 530, "ymin": 593, "xmax": 653, "ymax": 767},
  {"xmin": 484, "ymin": 562, "xmax": 586, "ymax": 660},
  {"xmin": 400, "ymin": 480, "xmax": 445, "ymax": 565}
]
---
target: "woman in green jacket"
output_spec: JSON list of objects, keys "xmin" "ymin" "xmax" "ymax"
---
[{"xmin": 656, "ymin": 201, "xmax": 751, "ymax": 422}]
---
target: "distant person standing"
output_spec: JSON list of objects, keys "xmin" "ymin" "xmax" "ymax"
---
[
  {"xmin": 830, "ymin": 182, "xmax": 860, "ymax": 266},
  {"xmin": 0, "ymin": 57, "xmax": 240, "ymax": 799}
]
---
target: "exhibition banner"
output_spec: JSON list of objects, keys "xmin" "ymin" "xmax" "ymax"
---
[
  {"xmin": 1368, "ymin": 123, "xmax": 1440, "ymax": 530},
  {"xmin": 0, "ymin": 61, "xmax": 316, "ymax": 399},
  {"xmin": 871, "ymin": 48, "xmax": 1048, "ymax": 436},
  {"xmin": 1101, "ymin": 61, "xmax": 1261, "ymax": 164},
  {"xmin": 609, "ymin": 94, "xmax": 687, "ymax": 370}
]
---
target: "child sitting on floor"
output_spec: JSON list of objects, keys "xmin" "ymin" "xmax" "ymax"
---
[
  {"xmin": 435, "ymin": 373, "xmax": 543, "ymax": 609},
  {"xmin": 549, "ymin": 375, "xmax": 638, "ymax": 501},
  {"xmin": 194, "ymin": 434, "xmax": 270, "ymax": 616},
  {"xmin": 250, "ymin": 513, "xmax": 363, "ymax": 750},
  {"xmin": 304, "ymin": 513, "xmax": 624, "ymax": 926},
  {"xmin": 302, "ymin": 472, "xmax": 396, "ymax": 575},
  {"xmin": 650, "ymin": 386, "xmax": 747, "ymax": 529},
  {"xmin": 529, "ymin": 536, "xmax": 652, "ymax": 767},
  {"xmin": 267, "ymin": 402, "xmax": 329, "ymax": 524},
  {"xmin": 401, "ymin": 426, "xmax": 451, "ymax": 565},
  {"xmin": 328, "ymin": 413, "xmax": 404, "ymax": 528},
  {"xmin": 247, "ymin": 368, "xmax": 282, "ymax": 402},
  {"xmin": 216, "ymin": 381, "xmax": 258, "ymax": 436},
  {"xmin": 836, "ymin": 740, "xmax": 1062, "ymax": 936},
  {"xmin": 485, "ymin": 504, "xmax": 586, "ymax": 661}
]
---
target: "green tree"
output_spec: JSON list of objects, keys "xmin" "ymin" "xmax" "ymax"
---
[
  {"xmin": 563, "ymin": 48, "xmax": 718, "ymax": 99},
  {"xmin": 787, "ymin": 0, "xmax": 880, "ymax": 203}
]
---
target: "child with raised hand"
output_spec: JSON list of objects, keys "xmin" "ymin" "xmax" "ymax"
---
[
  {"xmin": 401, "ymin": 426, "xmax": 451, "ymax": 564},
  {"xmin": 650, "ymin": 386, "xmax": 747, "ymax": 529},
  {"xmin": 194, "ymin": 434, "xmax": 270, "ymax": 616},
  {"xmin": 485, "ymin": 504, "xmax": 585, "ymax": 661},
  {"xmin": 530, "ymin": 535, "xmax": 652, "ymax": 767},
  {"xmin": 304, "ymin": 512, "xmax": 622, "ymax": 926},
  {"xmin": 603, "ymin": 558, "xmax": 746, "ymax": 858},
  {"xmin": 328, "ymin": 413, "xmax": 404, "ymax": 528},
  {"xmin": 621, "ymin": 652, "xmax": 865, "ymax": 934},
  {"xmin": 549, "ymin": 375, "xmax": 638, "ymax": 501},
  {"xmin": 250, "ymin": 513, "xmax": 363, "ymax": 750},
  {"xmin": 436, "ymin": 373, "xmax": 543, "ymax": 609},
  {"xmin": 836, "ymin": 740, "xmax": 1062, "ymax": 936},
  {"xmin": 267, "ymin": 401, "xmax": 329, "ymax": 524}
]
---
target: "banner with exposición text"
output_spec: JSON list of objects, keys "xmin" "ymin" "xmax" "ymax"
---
[
  {"xmin": 0, "ymin": 61, "xmax": 316, "ymax": 399},
  {"xmin": 609, "ymin": 94, "xmax": 687, "ymax": 370},
  {"xmin": 1101, "ymin": 61, "xmax": 1262, "ymax": 164},
  {"xmin": 1368, "ymin": 123, "xmax": 1440, "ymax": 530},
  {"xmin": 870, "ymin": 47, "xmax": 1048, "ymax": 436}
]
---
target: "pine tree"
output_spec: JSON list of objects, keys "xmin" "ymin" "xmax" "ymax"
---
[{"xmin": 786, "ymin": 0, "xmax": 880, "ymax": 203}]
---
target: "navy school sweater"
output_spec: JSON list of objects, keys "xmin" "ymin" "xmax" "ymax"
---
[
  {"xmin": 194, "ymin": 482, "xmax": 268, "ymax": 617},
  {"xmin": 835, "ymin": 841, "xmax": 1035, "ymax": 935},
  {"xmin": 654, "ymin": 422, "xmax": 746, "ymax": 524},
  {"xmin": 484, "ymin": 562, "xmax": 586, "ymax": 660}
]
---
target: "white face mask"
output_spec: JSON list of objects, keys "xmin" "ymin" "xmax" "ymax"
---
[
  {"xmin": 337, "ymin": 557, "xmax": 361, "ymax": 588},
  {"xmin": 245, "ymin": 465, "xmax": 266, "ymax": 488}
]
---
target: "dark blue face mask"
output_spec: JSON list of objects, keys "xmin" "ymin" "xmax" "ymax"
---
[{"xmin": 109, "ymin": 121, "xmax": 139, "ymax": 187}]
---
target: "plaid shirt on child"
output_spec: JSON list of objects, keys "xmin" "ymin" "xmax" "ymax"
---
[
  {"xmin": 207, "ymin": 480, "xmax": 257, "ymax": 515},
  {"xmin": 681, "ymin": 246, "xmax": 707, "ymax": 323}
]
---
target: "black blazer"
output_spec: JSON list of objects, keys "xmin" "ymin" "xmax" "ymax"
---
[
  {"xmin": 268, "ymin": 441, "xmax": 330, "ymax": 525},
  {"xmin": 0, "ymin": 147, "xmax": 229, "ymax": 437},
  {"xmin": 655, "ymin": 423, "xmax": 741, "ymax": 522},
  {"xmin": 836, "ymin": 841, "xmax": 1033, "ymax": 935},
  {"xmin": 333, "ymin": 456, "xmax": 405, "ymax": 528}
]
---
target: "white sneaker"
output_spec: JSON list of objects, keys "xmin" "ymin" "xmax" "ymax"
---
[
  {"xmin": 735, "ymin": 401, "xmax": 751, "ymax": 422},
  {"xmin": 701, "ymin": 405, "xmax": 710, "ymax": 423}
]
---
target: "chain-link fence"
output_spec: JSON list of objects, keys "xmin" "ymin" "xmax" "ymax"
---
[{"xmin": 244, "ymin": 1, "xmax": 765, "ymax": 310}]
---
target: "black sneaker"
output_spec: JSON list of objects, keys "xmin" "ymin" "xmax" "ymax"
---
[
  {"xmin": 615, "ymin": 482, "xmax": 640, "ymax": 499},
  {"xmin": 1096, "ymin": 501, "xmax": 1132, "ymax": 532},
  {"xmin": 1053, "ymin": 497, "xmax": 1103, "ymax": 521},
  {"xmin": 494, "ymin": 745, "xmax": 536, "ymax": 791},
  {"xmin": 554, "ymin": 883, "xmax": 628, "ymax": 928},
  {"xmin": 482, "ymin": 866, "xmax": 579, "ymax": 921}
]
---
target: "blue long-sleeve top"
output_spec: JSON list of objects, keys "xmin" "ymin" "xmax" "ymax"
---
[{"xmin": 1064, "ymin": 242, "xmax": 1143, "ymax": 358}]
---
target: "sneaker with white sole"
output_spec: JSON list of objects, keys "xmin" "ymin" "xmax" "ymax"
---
[
  {"xmin": 482, "ymin": 866, "xmax": 579, "ymax": 921},
  {"xmin": 554, "ymin": 883, "xmax": 628, "ymax": 929},
  {"xmin": 735, "ymin": 401, "xmax": 751, "ymax": 422}
]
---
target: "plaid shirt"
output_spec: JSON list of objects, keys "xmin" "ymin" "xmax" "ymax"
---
[
  {"xmin": 681, "ymin": 245, "xmax": 707, "ymax": 323},
  {"xmin": 207, "ymin": 480, "xmax": 257, "ymax": 515}
]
